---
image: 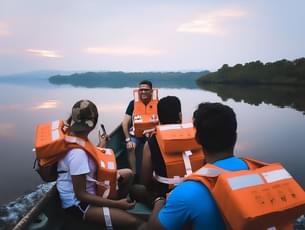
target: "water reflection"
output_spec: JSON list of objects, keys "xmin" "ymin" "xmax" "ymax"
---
[
  {"xmin": 0, "ymin": 123, "xmax": 16, "ymax": 138},
  {"xmin": 1, "ymin": 81, "xmax": 305, "ymax": 209},
  {"xmin": 198, "ymin": 84, "xmax": 305, "ymax": 115}
]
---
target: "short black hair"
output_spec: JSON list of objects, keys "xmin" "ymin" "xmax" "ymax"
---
[
  {"xmin": 193, "ymin": 102, "xmax": 237, "ymax": 153},
  {"xmin": 158, "ymin": 96, "xmax": 181, "ymax": 124},
  {"xmin": 139, "ymin": 80, "xmax": 152, "ymax": 89}
]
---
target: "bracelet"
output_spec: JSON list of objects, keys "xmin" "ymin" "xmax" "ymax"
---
[{"xmin": 152, "ymin": 196, "xmax": 165, "ymax": 206}]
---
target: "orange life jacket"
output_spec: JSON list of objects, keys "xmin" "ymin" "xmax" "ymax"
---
[
  {"xmin": 34, "ymin": 120, "xmax": 118, "ymax": 199},
  {"xmin": 132, "ymin": 88, "xmax": 159, "ymax": 137},
  {"xmin": 186, "ymin": 157, "xmax": 305, "ymax": 230},
  {"xmin": 154, "ymin": 123, "xmax": 205, "ymax": 188}
]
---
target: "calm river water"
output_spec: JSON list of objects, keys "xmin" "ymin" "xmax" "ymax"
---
[{"xmin": 1, "ymin": 79, "xmax": 305, "ymax": 207}]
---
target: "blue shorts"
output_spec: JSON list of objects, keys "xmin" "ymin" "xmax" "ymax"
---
[{"xmin": 130, "ymin": 135, "xmax": 147, "ymax": 145}]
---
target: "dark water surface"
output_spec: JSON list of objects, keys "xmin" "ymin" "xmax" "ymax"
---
[{"xmin": 1, "ymin": 79, "xmax": 305, "ymax": 207}]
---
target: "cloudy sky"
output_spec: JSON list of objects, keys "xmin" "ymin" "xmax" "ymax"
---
[{"xmin": 0, "ymin": 0, "xmax": 304, "ymax": 75}]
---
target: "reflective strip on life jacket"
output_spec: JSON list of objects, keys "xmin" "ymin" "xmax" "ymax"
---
[
  {"xmin": 228, "ymin": 174, "xmax": 264, "ymax": 190},
  {"xmin": 100, "ymin": 160, "xmax": 116, "ymax": 170},
  {"xmin": 51, "ymin": 120, "xmax": 60, "ymax": 129},
  {"xmin": 182, "ymin": 151, "xmax": 193, "ymax": 176},
  {"xmin": 195, "ymin": 167, "xmax": 222, "ymax": 177},
  {"xmin": 51, "ymin": 129, "xmax": 60, "ymax": 141},
  {"xmin": 158, "ymin": 123, "xmax": 193, "ymax": 131},
  {"xmin": 194, "ymin": 166, "xmax": 293, "ymax": 190},
  {"xmin": 51, "ymin": 120, "xmax": 61, "ymax": 141},
  {"xmin": 261, "ymin": 168, "xmax": 292, "ymax": 183},
  {"xmin": 103, "ymin": 207, "xmax": 113, "ymax": 230},
  {"xmin": 153, "ymin": 171, "xmax": 184, "ymax": 185},
  {"xmin": 64, "ymin": 135, "xmax": 86, "ymax": 147}
]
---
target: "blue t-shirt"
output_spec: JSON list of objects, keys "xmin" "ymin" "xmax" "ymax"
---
[
  {"xmin": 158, "ymin": 156, "xmax": 248, "ymax": 230},
  {"xmin": 125, "ymin": 100, "xmax": 134, "ymax": 116}
]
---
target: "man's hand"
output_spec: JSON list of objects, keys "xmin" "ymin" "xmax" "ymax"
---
[
  {"xmin": 126, "ymin": 140, "xmax": 136, "ymax": 151},
  {"xmin": 98, "ymin": 130, "xmax": 108, "ymax": 148}
]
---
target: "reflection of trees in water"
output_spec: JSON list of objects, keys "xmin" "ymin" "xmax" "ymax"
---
[
  {"xmin": 48, "ymin": 72, "xmax": 208, "ymax": 89},
  {"xmin": 198, "ymin": 83, "xmax": 305, "ymax": 115}
]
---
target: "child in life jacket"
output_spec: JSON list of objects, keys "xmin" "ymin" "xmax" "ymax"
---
[{"xmin": 56, "ymin": 100, "xmax": 143, "ymax": 229}]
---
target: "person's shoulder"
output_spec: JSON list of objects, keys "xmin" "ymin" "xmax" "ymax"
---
[
  {"xmin": 128, "ymin": 99, "xmax": 134, "ymax": 104},
  {"xmin": 65, "ymin": 148, "xmax": 88, "ymax": 160},
  {"xmin": 125, "ymin": 100, "xmax": 134, "ymax": 115},
  {"xmin": 169, "ymin": 180, "xmax": 210, "ymax": 202},
  {"xmin": 214, "ymin": 156, "xmax": 248, "ymax": 171}
]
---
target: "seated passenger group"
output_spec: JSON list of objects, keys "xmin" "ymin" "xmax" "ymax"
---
[{"xmin": 35, "ymin": 79, "xmax": 304, "ymax": 229}]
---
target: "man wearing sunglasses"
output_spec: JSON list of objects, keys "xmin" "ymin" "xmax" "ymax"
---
[{"xmin": 122, "ymin": 80, "xmax": 158, "ymax": 177}]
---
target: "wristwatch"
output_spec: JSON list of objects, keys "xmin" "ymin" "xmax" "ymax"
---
[{"xmin": 125, "ymin": 137, "xmax": 131, "ymax": 143}]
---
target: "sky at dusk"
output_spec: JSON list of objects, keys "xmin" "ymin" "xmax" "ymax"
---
[{"xmin": 0, "ymin": 0, "xmax": 305, "ymax": 75}]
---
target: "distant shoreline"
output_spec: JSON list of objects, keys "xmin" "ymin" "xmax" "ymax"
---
[
  {"xmin": 197, "ymin": 58, "xmax": 305, "ymax": 86},
  {"xmin": 48, "ymin": 71, "xmax": 209, "ymax": 89}
]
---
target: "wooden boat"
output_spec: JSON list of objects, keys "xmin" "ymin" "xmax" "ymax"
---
[{"xmin": 13, "ymin": 124, "xmax": 151, "ymax": 230}]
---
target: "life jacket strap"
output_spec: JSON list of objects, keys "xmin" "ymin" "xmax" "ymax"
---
[
  {"xmin": 143, "ymin": 127, "xmax": 156, "ymax": 137},
  {"xmin": 194, "ymin": 166, "xmax": 223, "ymax": 177},
  {"xmin": 64, "ymin": 136, "xmax": 86, "ymax": 147},
  {"xmin": 153, "ymin": 172, "xmax": 184, "ymax": 185},
  {"xmin": 102, "ymin": 207, "xmax": 113, "ymax": 230},
  {"xmin": 51, "ymin": 120, "xmax": 61, "ymax": 141},
  {"xmin": 86, "ymin": 176, "xmax": 111, "ymax": 198},
  {"xmin": 182, "ymin": 150, "xmax": 193, "ymax": 176}
]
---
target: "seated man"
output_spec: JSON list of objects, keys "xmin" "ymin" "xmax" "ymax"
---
[
  {"xmin": 122, "ymin": 80, "xmax": 159, "ymax": 175},
  {"xmin": 132, "ymin": 96, "xmax": 203, "ymax": 207},
  {"xmin": 141, "ymin": 102, "xmax": 248, "ymax": 230}
]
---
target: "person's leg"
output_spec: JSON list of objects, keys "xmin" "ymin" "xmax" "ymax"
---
[
  {"xmin": 130, "ymin": 184, "xmax": 149, "ymax": 203},
  {"xmin": 85, "ymin": 206, "xmax": 144, "ymax": 230},
  {"xmin": 129, "ymin": 136, "xmax": 141, "ymax": 175},
  {"xmin": 117, "ymin": 168, "xmax": 134, "ymax": 198},
  {"xmin": 127, "ymin": 148, "xmax": 137, "ymax": 175}
]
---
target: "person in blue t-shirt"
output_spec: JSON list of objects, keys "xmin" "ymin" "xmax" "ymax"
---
[{"xmin": 139, "ymin": 102, "xmax": 248, "ymax": 230}]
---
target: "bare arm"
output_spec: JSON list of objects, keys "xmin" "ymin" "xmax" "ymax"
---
[
  {"xmin": 122, "ymin": 114, "xmax": 132, "ymax": 140},
  {"xmin": 71, "ymin": 174, "xmax": 135, "ymax": 210},
  {"xmin": 122, "ymin": 114, "xmax": 135, "ymax": 150},
  {"xmin": 140, "ymin": 141, "xmax": 153, "ymax": 186}
]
